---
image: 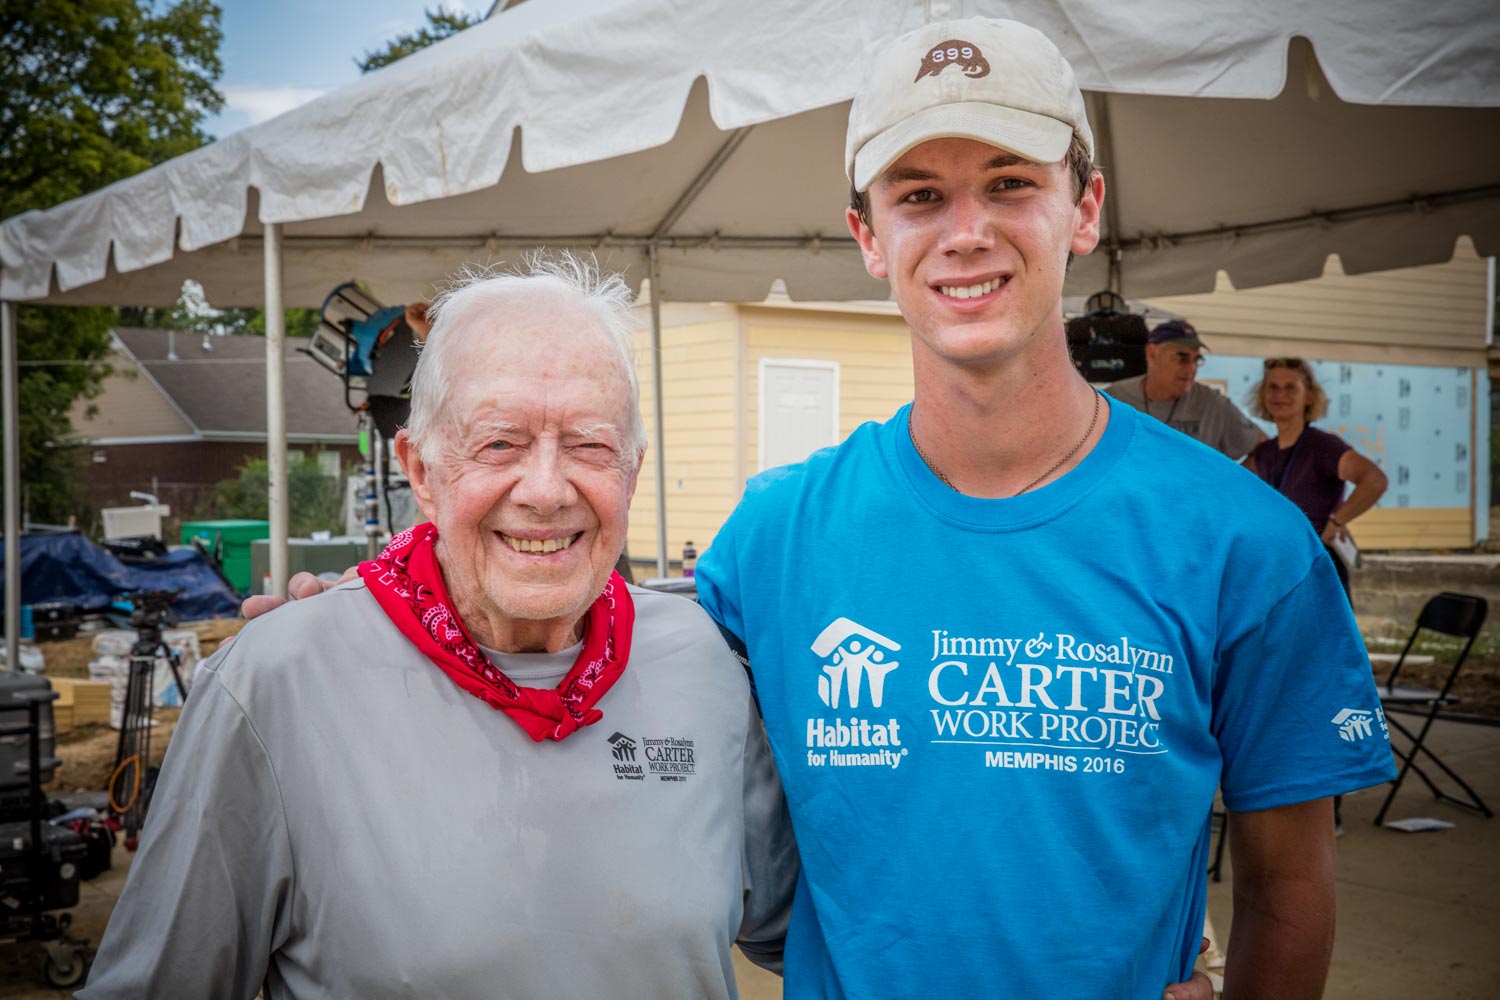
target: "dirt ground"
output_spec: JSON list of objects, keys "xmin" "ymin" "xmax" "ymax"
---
[{"xmin": 1357, "ymin": 616, "xmax": 1500, "ymax": 718}]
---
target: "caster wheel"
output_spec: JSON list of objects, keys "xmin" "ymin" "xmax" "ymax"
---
[{"xmin": 43, "ymin": 949, "xmax": 88, "ymax": 989}]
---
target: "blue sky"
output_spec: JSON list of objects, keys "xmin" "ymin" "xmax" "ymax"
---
[{"xmin": 209, "ymin": 0, "xmax": 481, "ymax": 137}]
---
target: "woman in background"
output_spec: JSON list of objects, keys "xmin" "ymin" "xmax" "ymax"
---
[
  {"xmin": 1246, "ymin": 358, "xmax": 1388, "ymax": 597},
  {"xmin": 1247, "ymin": 358, "xmax": 1388, "ymax": 836}
]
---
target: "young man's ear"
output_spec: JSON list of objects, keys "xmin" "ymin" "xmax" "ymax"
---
[
  {"xmin": 846, "ymin": 205, "xmax": 889, "ymax": 281},
  {"xmin": 1070, "ymin": 170, "xmax": 1105, "ymax": 256}
]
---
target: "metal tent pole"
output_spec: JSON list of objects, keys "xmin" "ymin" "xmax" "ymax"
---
[
  {"xmin": 1, "ymin": 300, "xmax": 18, "ymax": 671},
  {"xmin": 647, "ymin": 245, "xmax": 669, "ymax": 579},
  {"xmin": 638, "ymin": 127, "xmax": 754, "ymax": 581},
  {"xmin": 1086, "ymin": 91, "xmax": 1125, "ymax": 293},
  {"xmin": 263, "ymin": 223, "xmax": 289, "ymax": 598}
]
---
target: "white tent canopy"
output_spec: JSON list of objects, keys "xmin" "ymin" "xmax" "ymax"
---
[
  {"xmin": 4, "ymin": 0, "xmax": 1498, "ymax": 307},
  {"xmin": 2, "ymin": 0, "xmax": 1497, "ymax": 660}
]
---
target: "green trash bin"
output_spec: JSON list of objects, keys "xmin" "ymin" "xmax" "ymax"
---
[
  {"xmin": 180, "ymin": 520, "xmax": 270, "ymax": 594},
  {"xmin": 249, "ymin": 538, "xmax": 368, "ymax": 595}
]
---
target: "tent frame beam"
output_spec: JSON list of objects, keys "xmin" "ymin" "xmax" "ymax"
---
[
  {"xmin": 144, "ymin": 178, "xmax": 1494, "ymax": 264},
  {"xmin": 1114, "ymin": 183, "xmax": 1500, "ymax": 252},
  {"xmin": 1086, "ymin": 91, "xmax": 1126, "ymax": 292},
  {"xmin": 650, "ymin": 128, "xmax": 754, "ymax": 242},
  {"xmin": 640, "ymin": 125, "xmax": 757, "ymax": 579},
  {"xmin": 646, "ymin": 245, "xmax": 668, "ymax": 578}
]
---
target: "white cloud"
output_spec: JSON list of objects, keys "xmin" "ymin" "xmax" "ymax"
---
[
  {"xmin": 221, "ymin": 84, "xmax": 327, "ymax": 125},
  {"xmin": 367, "ymin": 16, "xmax": 419, "ymax": 41}
]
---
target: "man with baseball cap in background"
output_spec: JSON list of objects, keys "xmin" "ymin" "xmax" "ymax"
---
[
  {"xmin": 1107, "ymin": 318, "xmax": 1267, "ymax": 459},
  {"xmin": 695, "ymin": 16, "xmax": 1393, "ymax": 1000}
]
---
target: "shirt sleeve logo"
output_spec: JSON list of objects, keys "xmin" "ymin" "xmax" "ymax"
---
[{"xmin": 1330, "ymin": 708, "xmax": 1377, "ymax": 742}]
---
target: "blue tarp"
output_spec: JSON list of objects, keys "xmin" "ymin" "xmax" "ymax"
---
[{"xmin": 0, "ymin": 531, "xmax": 240, "ymax": 621}]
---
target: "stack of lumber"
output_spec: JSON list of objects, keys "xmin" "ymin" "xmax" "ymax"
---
[{"xmin": 49, "ymin": 677, "xmax": 113, "ymax": 731}]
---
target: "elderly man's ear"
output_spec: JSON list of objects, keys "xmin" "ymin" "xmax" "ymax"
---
[
  {"xmin": 240, "ymin": 432, "xmax": 431, "ymax": 625},
  {"xmin": 394, "ymin": 429, "xmax": 439, "ymax": 524},
  {"xmin": 629, "ymin": 447, "xmax": 645, "ymax": 496}
]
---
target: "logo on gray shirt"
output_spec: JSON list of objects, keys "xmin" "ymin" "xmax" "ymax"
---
[{"xmin": 608, "ymin": 732, "xmax": 645, "ymax": 780}]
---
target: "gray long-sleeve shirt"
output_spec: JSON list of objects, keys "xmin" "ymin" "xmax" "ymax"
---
[
  {"xmin": 80, "ymin": 581, "xmax": 796, "ymax": 999},
  {"xmin": 1106, "ymin": 375, "xmax": 1262, "ymax": 459}
]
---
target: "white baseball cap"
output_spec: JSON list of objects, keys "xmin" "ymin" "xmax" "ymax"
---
[{"xmin": 846, "ymin": 18, "xmax": 1094, "ymax": 192}]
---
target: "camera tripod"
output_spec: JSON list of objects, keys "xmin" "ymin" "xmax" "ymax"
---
[{"xmin": 108, "ymin": 590, "xmax": 189, "ymax": 849}]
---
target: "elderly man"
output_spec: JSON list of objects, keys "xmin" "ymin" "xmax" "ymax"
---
[
  {"xmin": 79, "ymin": 257, "xmax": 795, "ymax": 999},
  {"xmin": 694, "ymin": 17, "xmax": 1394, "ymax": 1000},
  {"xmin": 1106, "ymin": 319, "xmax": 1266, "ymax": 459}
]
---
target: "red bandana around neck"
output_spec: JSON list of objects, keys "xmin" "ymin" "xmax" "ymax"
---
[{"xmin": 358, "ymin": 522, "xmax": 634, "ymax": 742}]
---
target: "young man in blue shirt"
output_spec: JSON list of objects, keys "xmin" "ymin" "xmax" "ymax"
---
[{"xmin": 696, "ymin": 17, "xmax": 1395, "ymax": 999}]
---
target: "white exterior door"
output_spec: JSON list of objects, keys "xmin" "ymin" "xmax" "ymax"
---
[{"xmin": 759, "ymin": 359, "xmax": 839, "ymax": 472}]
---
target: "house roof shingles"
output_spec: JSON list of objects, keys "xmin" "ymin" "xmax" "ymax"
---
[{"xmin": 110, "ymin": 328, "xmax": 362, "ymax": 440}]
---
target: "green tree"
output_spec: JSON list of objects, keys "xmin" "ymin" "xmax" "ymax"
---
[
  {"xmin": 15, "ymin": 308, "xmax": 115, "ymax": 520},
  {"xmin": 1, "ymin": 0, "xmax": 224, "ymax": 522},
  {"xmin": 357, "ymin": 6, "xmax": 480, "ymax": 73},
  {"xmin": 207, "ymin": 455, "xmax": 346, "ymax": 537}
]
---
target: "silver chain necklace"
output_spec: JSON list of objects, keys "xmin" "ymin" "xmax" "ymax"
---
[{"xmin": 910, "ymin": 390, "xmax": 1101, "ymax": 497}]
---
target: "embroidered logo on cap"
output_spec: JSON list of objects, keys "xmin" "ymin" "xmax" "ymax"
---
[{"xmin": 914, "ymin": 39, "xmax": 990, "ymax": 82}]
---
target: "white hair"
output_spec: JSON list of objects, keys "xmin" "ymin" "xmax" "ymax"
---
[{"xmin": 404, "ymin": 251, "xmax": 647, "ymax": 465}]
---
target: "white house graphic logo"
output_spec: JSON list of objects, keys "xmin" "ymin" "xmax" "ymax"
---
[
  {"xmin": 608, "ymin": 732, "xmax": 638, "ymax": 761},
  {"xmin": 607, "ymin": 732, "xmax": 645, "ymax": 781},
  {"xmin": 812, "ymin": 617, "xmax": 900, "ymax": 709},
  {"xmin": 1331, "ymin": 709, "xmax": 1375, "ymax": 742}
]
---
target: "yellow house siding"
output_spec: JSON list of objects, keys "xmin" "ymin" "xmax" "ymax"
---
[
  {"xmin": 742, "ymin": 309, "xmax": 914, "ymax": 471},
  {"xmin": 1143, "ymin": 238, "xmax": 1489, "ymax": 366},
  {"xmin": 66, "ymin": 353, "xmax": 196, "ymax": 441},
  {"xmin": 1355, "ymin": 508, "xmax": 1472, "ymax": 551},
  {"xmin": 628, "ymin": 316, "xmax": 739, "ymax": 572},
  {"xmin": 626, "ymin": 305, "xmax": 917, "ymax": 570}
]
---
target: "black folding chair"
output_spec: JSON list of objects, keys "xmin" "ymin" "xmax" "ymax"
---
[{"xmin": 1373, "ymin": 592, "xmax": 1494, "ymax": 826}]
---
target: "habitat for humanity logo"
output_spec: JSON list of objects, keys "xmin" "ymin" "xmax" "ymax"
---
[
  {"xmin": 1331, "ymin": 709, "xmax": 1375, "ymax": 742},
  {"xmin": 812, "ymin": 617, "xmax": 900, "ymax": 709},
  {"xmin": 607, "ymin": 732, "xmax": 644, "ymax": 780},
  {"xmin": 805, "ymin": 617, "xmax": 907, "ymax": 771}
]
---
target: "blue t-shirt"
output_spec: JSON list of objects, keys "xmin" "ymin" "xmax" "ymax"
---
[{"xmin": 697, "ymin": 396, "xmax": 1394, "ymax": 1000}]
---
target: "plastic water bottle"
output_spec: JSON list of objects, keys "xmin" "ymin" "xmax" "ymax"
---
[{"xmin": 682, "ymin": 541, "xmax": 697, "ymax": 578}]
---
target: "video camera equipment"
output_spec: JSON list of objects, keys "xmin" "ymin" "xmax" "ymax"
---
[
  {"xmin": 305, "ymin": 282, "xmax": 422, "ymax": 438},
  {"xmin": 1066, "ymin": 290, "xmax": 1148, "ymax": 383},
  {"xmin": 305, "ymin": 280, "xmax": 424, "ymax": 555},
  {"xmin": 109, "ymin": 589, "xmax": 189, "ymax": 849},
  {"xmin": 124, "ymin": 588, "xmax": 180, "ymax": 634}
]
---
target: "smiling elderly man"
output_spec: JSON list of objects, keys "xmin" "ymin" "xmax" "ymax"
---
[{"xmin": 79, "ymin": 257, "xmax": 795, "ymax": 1000}]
